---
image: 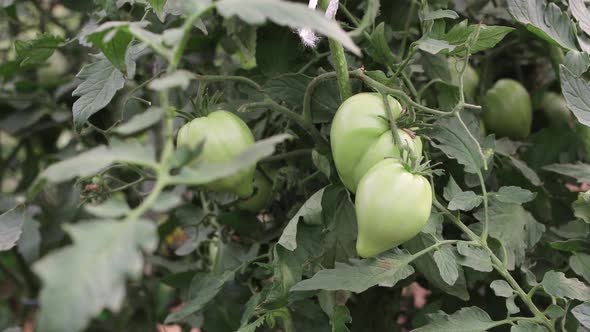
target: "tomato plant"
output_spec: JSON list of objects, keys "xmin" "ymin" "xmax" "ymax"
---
[{"xmin": 1, "ymin": 0, "xmax": 590, "ymax": 332}]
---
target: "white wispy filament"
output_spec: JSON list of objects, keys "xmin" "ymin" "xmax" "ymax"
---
[{"xmin": 298, "ymin": 0, "xmax": 339, "ymax": 48}]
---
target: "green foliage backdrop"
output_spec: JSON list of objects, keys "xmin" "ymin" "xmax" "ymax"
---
[{"xmin": 1, "ymin": 0, "xmax": 590, "ymax": 331}]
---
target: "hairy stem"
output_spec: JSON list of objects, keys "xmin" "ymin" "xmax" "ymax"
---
[{"xmin": 328, "ymin": 39, "xmax": 352, "ymax": 101}]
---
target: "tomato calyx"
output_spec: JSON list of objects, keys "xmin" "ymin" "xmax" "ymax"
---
[{"xmin": 388, "ymin": 154, "xmax": 443, "ymax": 179}]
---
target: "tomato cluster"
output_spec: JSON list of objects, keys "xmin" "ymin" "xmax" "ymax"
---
[{"xmin": 331, "ymin": 93, "xmax": 432, "ymax": 258}]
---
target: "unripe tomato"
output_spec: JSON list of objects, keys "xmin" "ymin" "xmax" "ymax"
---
[
  {"xmin": 539, "ymin": 92, "xmax": 572, "ymax": 127},
  {"xmin": 448, "ymin": 57, "xmax": 479, "ymax": 101},
  {"xmin": 330, "ymin": 93, "xmax": 423, "ymax": 192},
  {"xmin": 237, "ymin": 170, "xmax": 273, "ymax": 212},
  {"xmin": 177, "ymin": 111, "xmax": 255, "ymax": 198},
  {"xmin": 483, "ymin": 79, "xmax": 532, "ymax": 140},
  {"xmin": 355, "ymin": 159, "xmax": 432, "ymax": 258}
]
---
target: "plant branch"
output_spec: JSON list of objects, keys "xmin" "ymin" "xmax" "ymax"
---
[{"xmin": 240, "ymin": 100, "xmax": 331, "ymax": 154}]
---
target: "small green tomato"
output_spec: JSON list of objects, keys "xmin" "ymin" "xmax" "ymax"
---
[{"xmin": 176, "ymin": 111, "xmax": 255, "ymax": 198}]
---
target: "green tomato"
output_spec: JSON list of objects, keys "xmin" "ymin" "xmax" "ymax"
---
[
  {"xmin": 177, "ymin": 111, "xmax": 255, "ymax": 198},
  {"xmin": 355, "ymin": 159, "xmax": 432, "ymax": 258},
  {"xmin": 330, "ymin": 93, "xmax": 423, "ymax": 193},
  {"xmin": 448, "ymin": 57, "xmax": 480, "ymax": 101},
  {"xmin": 539, "ymin": 92, "xmax": 572, "ymax": 127},
  {"xmin": 237, "ymin": 170, "xmax": 273, "ymax": 212},
  {"xmin": 483, "ymin": 79, "xmax": 532, "ymax": 140}
]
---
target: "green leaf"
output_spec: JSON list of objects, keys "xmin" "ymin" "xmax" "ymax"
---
[
  {"xmin": 112, "ymin": 107, "xmax": 164, "ymax": 136},
  {"xmin": 415, "ymin": 307, "xmax": 499, "ymax": 331},
  {"xmin": 433, "ymin": 246, "xmax": 459, "ymax": 286},
  {"xmin": 349, "ymin": 0, "xmax": 379, "ymax": 38},
  {"xmin": 14, "ymin": 33, "xmax": 63, "ymax": 66},
  {"xmin": 84, "ymin": 196, "xmax": 131, "ymax": 218},
  {"xmin": 86, "ymin": 22, "xmax": 137, "ymax": 72},
  {"xmin": 0, "ymin": 206, "xmax": 25, "ymax": 251},
  {"xmin": 416, "ymin": 38, "xmax": 456, "ymax": 55},
  {"xmin": 268, "ymin": 225, "xmax": 322, "ymax": 303},
  {"xmin": 278, "ymin": 187, "xmax": 325, "ymax": 251},
  {"xmin": 367, "ymin": 23, "xmax": 396, "ymax": 67},
  {"xmin": 405, "ymin": 234, "xmax": 469, "ymax": 300},
  {"xmin": 474, "ymin": 200, "xmax": 545, "ymax": 270},
  {"xmin": 330, "ymin": 305, "xmax": 352, "ymax": 332},
  {"xmin": 33, "ymin": 220, "xmax": 157, "ymax": 332},
  {"xmin": 541, "ymin": 270, "xmax": 590, "ymax": 301},
  {"xmin": 572, "ymin": 302, "xmax": 590, "ymax": 329},
  {"xmin": 444, "ymin": 23, "xmax": 514, "ymax": 55},
  {"xmin": 148, "ymin": 0, "xmax": 167, "ymax": 21},
  {"xmin": 494, "ymin": 186, "xmax": 536, "ymax": 204},
  {"xmin": 544, "ymin": 304, "xmax": 566, "ymax": 319},
  {"xmin": 430, "ymin": 112, "xmax": 493, "ymax": 174},
  {"xmin": 151, "ymin": 191, "xmax": 183, "ymax": 212},
  {"xmin": 422, "ymin": 9, "xmax": 459, "ymax": 21},
  {"xmin": 443, "ymin": 176, "xmax": 462, "ymax": 202},
  {"xmin": 506, "ymin": 295, "xmax": 520, "ymax": 315},
  {"xmin": 321, "ymin": 185, "xmax": 358, "ymax": 262},
  {"xmin": 571, "ymin": 253, "xmax": 590, "ymax": 283},
  {"xmin": 544, "ymin": 162, "xmax": 590, "ymax": 183},
  {"xmin": 507, "ymin": 0, "xmax": 576, "ymax": 50},
  {"xmin": 164, "ymin": 270, "xmax": 235, "ymax": 323},
  {"xmin": 215, "ymin": 0, "xmax": 361, "ymax": 56},
  {"xmin": 564, "ymin": 50, "xmax": 590, "ymax": 77},
  {"xmin": 148, "ymin": 69, "xmax": 195, "ymax": 91},
  {"xmin": 456, "ymin": 241, "xmax": 493, "ymax": 272},
  {"xmin": 490, "ymin": 280, "xmax": 513, "ymax": 297},
  {"xmin": 560, "ymin": 65, "xmax": 590, "ymax": 127},
  {"xmin": 16, "ymin": 214, "xmax": 40, "ymax": 263},
  {"xmin": 290, "ymin": 249, "xmax": 415, "ymax": 293},
  {"xmin": 448, "ymin": 191, "xmax": 482, "ymax": 211},
  {"xmin": 573, "ymin": 191, "xmax": 590, "ymax": 223},
  {"xmin": 496, "ymin": 143, "xmax": 543, "ymax": 186},
  {"xmin": 549, "ymin": 239, "xmax": 590, "ymax": 252},
  {"xmin": 72, "ymin": 57, "xmax": 125, "ymax": 131},
  {"xmin": 39, "ymin": 140, "xmax": 157, "ymax": 184},
  {"xmin": 569, "ymin": 0, "xmax": 590, "ymax": 37},
  {"xmin": 510, "ymin": 320, "xmax": 548, "ymax": 332},
  {"xmin": 237, "ymin": 314, "xmax": 268, "ymax": 332},
  {"xmin": 171, "ymin": 134, "xmax": 291, "ymax": 186}
]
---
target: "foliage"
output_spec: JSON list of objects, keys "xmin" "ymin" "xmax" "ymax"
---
[{"xmin": 1, "ymin": 0, "xmax": 590, "ymax": 331}]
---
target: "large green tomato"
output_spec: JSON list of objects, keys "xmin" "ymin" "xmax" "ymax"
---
[
  {"xmin": 539, "ymin": 92, "xmax": 572, "ymax": 127},
  {"xmin": 448, "ymin": 57, "xmax": 480, "ymax": 101},
  {"xmin": 330, "ymin": 93, "xmax": 423, "ymax": 193},
  {"xmin": 483, "ymin": 79, "xmax": 532, "ymax": 140},
  {"xmin": 177, "ymin": 111, "xmax": 255, "ymax": 198},
  {"xmin": 355, "ymin": 159, "xmax": 432, "ymax": 258},
  {"xmin": 237, "ymin": 170, "xmax": 273, "ymax": 212}
]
